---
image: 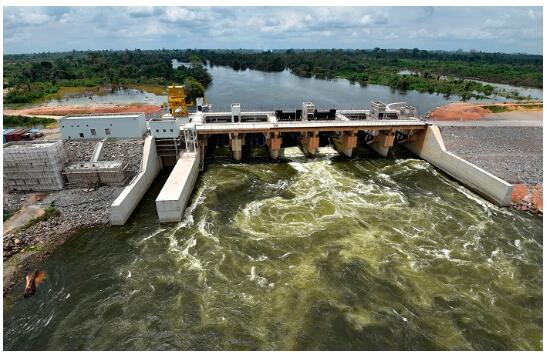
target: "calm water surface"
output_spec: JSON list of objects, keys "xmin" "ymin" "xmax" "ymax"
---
[
  {"xmin": 3, "ymin": 147, "xmax": 542, "ymax": 350},
  {"xmin": 45, "ymin": 62, "xmax": 541, "ymax": 114}
]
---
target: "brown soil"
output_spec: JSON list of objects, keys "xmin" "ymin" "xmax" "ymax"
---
[
  {"xmin": 512, "ymin": 184, "xmax": 543, "ymax": 214},
  {"xmin": 4, "ymin": 104, "xmax": 162, "ymax": 117},
  {"xmin": 429, "ymin": 102, "xmax": 543, "ymax": 121},
  {"xmin": 3, "ymin": 193, "xmax": 48, "ymax": 235},
  {"xmin": 429, "ymin": 103, "xmax": 494, "ymax": 121}
]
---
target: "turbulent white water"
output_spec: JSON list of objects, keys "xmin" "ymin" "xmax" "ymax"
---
[{"xmin": 3, "ymin": 150, "xmax": 543, "ymax": 350}]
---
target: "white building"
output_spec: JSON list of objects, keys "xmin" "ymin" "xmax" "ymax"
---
[
  {"xmin": 60, "ymin": 113, "xmax": 147, "ymax": 140},
  {"xmin": 148, "ymin": 115, "xmax": 187, "ymax": 139}
]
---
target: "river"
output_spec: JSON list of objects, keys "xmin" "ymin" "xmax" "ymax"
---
[
  {"xmin": 44, "ymin": 61, "xmax": 542, "ymax": 114},
  {"xmin": 3, "ymin": 146, "xmax": 543, "ymax": 350}
]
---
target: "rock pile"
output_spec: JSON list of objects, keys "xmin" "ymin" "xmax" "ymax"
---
[
  {"xmin": 441, "ymin": 126, "xmax": 543, "ymax": 185},
  {"xmin": 3, "ymin": 186, "xmax": 122, "ymax": 260},
  {"xmin": 64, "ymin": 141, "xmax": 97, "ymax": 162},
  {"xmin": 102, "ymin": 139, "xmax": 144, "ymax": 177}
]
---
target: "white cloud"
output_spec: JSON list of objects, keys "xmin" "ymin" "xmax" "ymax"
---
[{"xmin": 2, "ymin": 6, "xmax": 543, "ymax": 54}]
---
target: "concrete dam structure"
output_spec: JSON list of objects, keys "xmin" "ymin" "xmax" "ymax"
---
[{"xmin": 109, "ymin": 101, "xmax": 513, "ymax": 225}]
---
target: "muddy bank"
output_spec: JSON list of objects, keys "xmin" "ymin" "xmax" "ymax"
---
[
  {"xmin": 512, "ymin": 184, "xmax": 543, "ymax": 215},
  {"xmin": 428, "ymin": 102, "xmax": 543, "ymax": 121},
  {"xmin": 4, "ymin": 104, "xmax": 162, "ymax": 117},
  {"xmin": 3, "ymin": 138, "xmax": 145, "ymax": 295},
  {"xmin": 3, "ymin": 187, "xmax": 123, "ymax": 295}
]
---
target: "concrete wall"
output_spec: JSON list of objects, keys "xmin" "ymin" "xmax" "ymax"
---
[
  {"xmin": 110, "ymin": 136, "xmax": 161, "ymax": 225},
  {"xmin": 403, "ymin": 125, "xmax": 512, "ymax": 206},
  {"xmin": 155, "ymin": 151, "xmax": 199, "ymax": 223},
  {"xmin": 60, "ymin": 113, "xmax": 146, "ymax": 140},
  {"xmin": 148, "ymin": 119, "xmax": 186, "ymax": 138}
]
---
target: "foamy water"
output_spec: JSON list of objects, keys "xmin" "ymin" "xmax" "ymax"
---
[{"xmin": 3, "ymin": 151, "xmax": 542, "ymax": 350}]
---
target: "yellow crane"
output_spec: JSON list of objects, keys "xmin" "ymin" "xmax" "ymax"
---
[{"xmin": 167, "ymin": 85, "xmax": 188, "ymax": 117}]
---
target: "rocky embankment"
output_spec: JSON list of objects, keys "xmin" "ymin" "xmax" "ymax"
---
[
  {"xmin": 441, "ymin": 126, "xmax": 543, "ymax": 215},
  {"xmin": 3, "ymin": 138, "xmax": 144, "ymax": 295}
]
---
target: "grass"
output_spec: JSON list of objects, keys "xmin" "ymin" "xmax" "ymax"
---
[
  {"xmin": 42, "ymin": 86, "xmax": 105, "ymax": 101},
  {"xmin": 482, "ymin": 103, "xmax": 543, "ymax": 113},
  {"xmin": 483, "ymin": 105, "xmax": 512, "ymax": 113},
  {"xmin": 22, "ymin": 203, "xmax": 60, "ymax": 230},
  {"xmin": 3, "ymin": 208, "xmax": 19, "ymax": 222},
  {"xmin": 3, "ymin": 115, "xmax": 57, "ymax": 128},
  {"xmin": 125, "ymin": 83, "xmax": 167, "ymax": 95}
]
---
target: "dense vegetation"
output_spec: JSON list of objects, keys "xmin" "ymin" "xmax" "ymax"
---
[
  {"xmin": 4, "ymin": 48, "xmax": 542, "ymax": 105},
  {"xmin": 3, "ymin": 115, "xmax": 56, "ymax": 128},
  {"xmin": 197, "ymin": 49, "xmax": 542, "ymax": 99},
  {"xmin": 3, "ymin": 49, "xmax": 212, "ymax": 104}
]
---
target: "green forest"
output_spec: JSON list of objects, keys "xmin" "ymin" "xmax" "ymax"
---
[
  {"xmin": 197, "ymin": 49, "xmax": 542, "ymax": 100},
  {"xmin": 3, "ymin": 48, "xmax": 542, "ymax": 105},
  {"xmin": 3, "ymin": 49, "xmax": 211, "ymax": 104}
]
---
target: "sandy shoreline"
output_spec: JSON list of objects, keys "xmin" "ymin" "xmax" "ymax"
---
[
  {"xmin": 428, "ymin": 102, "xmax": 542, "ymax": 121},
  {"xmin": 4, "ymin": 103, "xmax": 162, "ymax": 117}
]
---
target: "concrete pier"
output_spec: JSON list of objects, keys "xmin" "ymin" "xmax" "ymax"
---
[
  {"xmin": 332, "ymin": 131, "xmax": 358, "ymax": 157},
  {"xmin": 300, "ymin": 131, "xmax": 320, "ymax": 156},
  {"xmin": 369, "ymin": 130, "xmax": 395, "ymax": 157},
  {"xmin": 230, "ymin": 133, "xmax": 245, "ymax": 161},
  {"xmin": 266, "ymin": 132, "xmax": 282, "ymax": 159},
  {"xmin": 403, "ymin": 125, "xmax": 512, "ymax": 206},
  {"xmin": 155, "ymin": 151, "xmax": 200, "ymax": 223},
  {"xmin": 111, "ymin": 136, "xmax": 161, "ymax": 225}
]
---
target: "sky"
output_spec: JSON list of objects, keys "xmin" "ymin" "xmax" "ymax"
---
[{"xmin": 3, "ymin": 6, "xmax": 543, "ymax": 54}]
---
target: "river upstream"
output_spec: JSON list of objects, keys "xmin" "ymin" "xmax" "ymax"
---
[
  {"xmin": 3, "ymin": 145, "xmax": 542, "ymax": 350},
  {"xmin": 44, "ymin": 61, "xmax": 542, "ymax": 114}
]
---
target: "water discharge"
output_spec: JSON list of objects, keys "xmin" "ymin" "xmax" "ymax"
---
[{"xmin": 3, "ymin": 148, "xmax": 542, "ymax": 350}]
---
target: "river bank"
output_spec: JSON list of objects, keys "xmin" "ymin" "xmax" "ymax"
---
[
  {"xmin": 427, "ymin": 102, "xmax": 543, "ymax": 121},
  {"xmin": 3, "ymin": 187, "xmax": 122, "ymax": 295},
  {"xmin": 441, "ymin": 125, "xmax": 543, "ymax": 215},
  {"xmin": 3, "ymin": 103, "xmax": 162, "ymax": 117},
  {"xmin": 2, "ymin": 139, "xmax": 144, "ymax": 295}
]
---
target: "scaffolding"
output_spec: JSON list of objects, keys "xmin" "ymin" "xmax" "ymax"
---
[{"xmin": 3, "ymin": 140, "xmax": 67, "ymax": 192}]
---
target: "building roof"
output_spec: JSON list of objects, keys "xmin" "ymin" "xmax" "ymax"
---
[{"xmin": 62, "ymin": 113, "xmax": 144, "ymax": 120}]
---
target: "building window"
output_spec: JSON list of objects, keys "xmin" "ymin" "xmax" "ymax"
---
[
  {"xmin": 156, "ymin": 129, "xmax": 159, "ymax": 132},
  {"xmin": 110, "ymin": 124, "xmax": 113, "ymax": 126},
  {"xmin": 90, "ymin": 129, "xmax": 96, "ymax": 136},
  {"xmin": 163, "ymin": 129, "xmax": 166, "ymax": 132},
  {"xmin": 79, "ymin": 133, "xmax": 84, "ymax": 138},
  {"xmin": 170, "ymin": 129, "xmax": 173, "ymax": 132},
  {"xmin": 105, "ymin": 129, "xmax": 111, "ymax": 135}
]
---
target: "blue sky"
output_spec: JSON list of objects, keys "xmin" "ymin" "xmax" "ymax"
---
[{"xmin": 3, "ymin": 6, "xmax": 543, "ymax": 54}]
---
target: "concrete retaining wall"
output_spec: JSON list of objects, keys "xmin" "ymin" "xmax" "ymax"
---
[
  {"xmin": 155, "ymin": 151, "xmax": 200, "ymax": 223},
  {"xmin": 402, "ymin": 125, "xmax": 512, "ymax": 206},
  {"xmin": 110, "ymin": 136, "xmax": 161, "ymax": 225}
]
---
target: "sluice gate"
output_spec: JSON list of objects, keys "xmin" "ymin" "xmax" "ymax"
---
[{"xmin": 110, "ymin": 101, "xmax": 513, "ymax": 225}]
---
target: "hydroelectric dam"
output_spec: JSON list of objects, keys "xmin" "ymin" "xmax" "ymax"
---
[{"xmin": 109, "ymin": 100, "xmax": 513, "ymax": 225}]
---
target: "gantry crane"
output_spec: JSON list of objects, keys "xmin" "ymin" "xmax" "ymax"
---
[{"xmin": 167, "ymin": 85, "xmax": 188, "ymax": 117}]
